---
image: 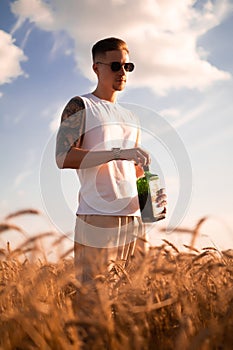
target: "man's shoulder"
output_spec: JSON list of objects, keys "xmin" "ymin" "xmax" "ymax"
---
[
  {"xmin": 68, "ymin": 96, "xmax": 85, "ymax": 110},
  {"xmin": 61, "ymin": 95, "xmax": 86, "ymax": 123}
]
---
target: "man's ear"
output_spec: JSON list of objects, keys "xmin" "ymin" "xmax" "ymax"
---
[{"xmin": 92, "ymin": 63, "xmax": 98, "ymax": 75}]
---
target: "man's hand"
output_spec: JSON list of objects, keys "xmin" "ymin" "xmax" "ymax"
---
[
  {"xmin": 156, "ymin": 188, "xmax": 167, "ymax": 214},
  {"xmin": 121, "ymin": 147, "xmax": 151, "ymax": 166}
]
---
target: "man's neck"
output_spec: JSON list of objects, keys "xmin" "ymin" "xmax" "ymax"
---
[{"xmin": 92, "ymin": 88, "xmax": 118, "ymax": 103}]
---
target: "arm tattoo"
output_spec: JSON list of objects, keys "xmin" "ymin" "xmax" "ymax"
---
[{"xmin": 56, "ymin": 96, "xmax": 85, "ymax": 158}]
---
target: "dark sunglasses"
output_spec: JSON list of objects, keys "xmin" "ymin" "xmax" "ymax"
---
[{"xmin": 96, "ymin": 61, "xmax": 135, "ymax": 72}]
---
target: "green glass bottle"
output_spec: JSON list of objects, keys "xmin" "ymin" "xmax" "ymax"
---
[{"xmin": 137, "ymin": 165, "xmax": 166, "ymax": 222}]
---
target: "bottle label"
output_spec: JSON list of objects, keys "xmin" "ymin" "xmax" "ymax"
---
[{"xmin": 148, "ymin": 177, "xmax": 164, "ymax": 216}]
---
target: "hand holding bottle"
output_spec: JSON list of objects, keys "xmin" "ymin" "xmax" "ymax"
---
[
  {"xmin": 137, "ymin": 165, "xmax": 167, "ymax": 222},
  {"xmin": 119, "ymin": 147, "xmax": 151, "ymax": 166},
  {"xmin": 156, "ymin": 188, "xmax": 167, "ymax": 210}
]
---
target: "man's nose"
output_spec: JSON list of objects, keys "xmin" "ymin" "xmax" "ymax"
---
[{"xmin": 119, "ymin": 65, "xmax": 126, "ymax": 74}]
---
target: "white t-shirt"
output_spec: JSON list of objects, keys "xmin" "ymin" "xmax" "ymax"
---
[{"xmin": 76, "ymin": 93, "xmax": 141, "ymax": 216}]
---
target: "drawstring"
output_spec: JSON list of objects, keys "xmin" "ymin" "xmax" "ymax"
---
[{"xmin": 121, "ymin": 216, "xmax": 129, "ymax": 261}]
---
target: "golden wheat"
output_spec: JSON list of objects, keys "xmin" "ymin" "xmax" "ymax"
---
[{"xmin": 0, "ymin": 210, "xmax": 233, "ymax": 349}]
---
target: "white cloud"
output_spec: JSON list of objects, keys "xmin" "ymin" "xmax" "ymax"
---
[
  {"xmin": 159, "ymin": 108, "xmax": 181, "ymax": 120},
  {"xmin": 13, "ymin": 170, "xmax": 32, "ymax": 189},
  {"xmin": 10, "ymin": 0, "xmax": 233, "ymax": 94},
  {"xmin": 49, "ymin": 111, "xmax": 62, "ymax": 133},
  {"xmin": 171, "ymin": 103, "xmax": 208, "ymax": 129},
  {"xmin": 11, "ymin": 0, "xmax": 54, "ymax": 31},
  {"xmin": 41, "ymin": 103, "xmax": 65, "ymax": 133},
  {"xmin": 0, "ymin": 30, "xmax": 28, "ymax": 85}
]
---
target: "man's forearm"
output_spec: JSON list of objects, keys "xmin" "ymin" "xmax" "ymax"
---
[
  {"xmin": 56, "ymin": 146, "xmax": 150, "ymax": 169},
  {"xmin": 56, "ymin": 147, "xmax": 114, "ymax": 169}
]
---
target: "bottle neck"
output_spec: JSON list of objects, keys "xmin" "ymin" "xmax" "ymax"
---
[{"xmin": 143, "ymin": 165, "xmax": 158, "ymax": 178}]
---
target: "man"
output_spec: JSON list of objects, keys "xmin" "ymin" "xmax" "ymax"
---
[{"xmin": 56, "ymin": 37, "xmax": 166, "ymax": 283}]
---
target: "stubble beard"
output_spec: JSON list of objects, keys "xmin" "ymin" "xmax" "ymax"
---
[{"xmin": 113, "ymin": 81, "xmax": 126, "ymax": 92}]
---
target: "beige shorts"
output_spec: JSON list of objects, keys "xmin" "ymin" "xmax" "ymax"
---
[
  {"xmin": 74, "ymin": 214, "xmax": 145, "ymax": 248},
  {"xmin": 74, "ymin": 215, "xmax": 147, "ymax": 283}
]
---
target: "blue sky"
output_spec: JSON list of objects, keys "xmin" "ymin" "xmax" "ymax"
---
[{"xmin": 1, "ymin": 0, "xmax": 233, "ymax": 251}]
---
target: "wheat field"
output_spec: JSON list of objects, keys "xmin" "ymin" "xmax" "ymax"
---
[{"xmin": 0, "ymin": 210, "xmax": 233, "ymax": 350}]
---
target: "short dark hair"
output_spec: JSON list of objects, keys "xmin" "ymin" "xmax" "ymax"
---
[{"xmin": 92, "ymin": 37, "xmax": 129, "ymax": 62}]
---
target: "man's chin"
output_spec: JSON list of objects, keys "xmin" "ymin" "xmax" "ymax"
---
[{"xmin": 114, "ymin": 84, "xmax": 126, "ymax": 91}]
